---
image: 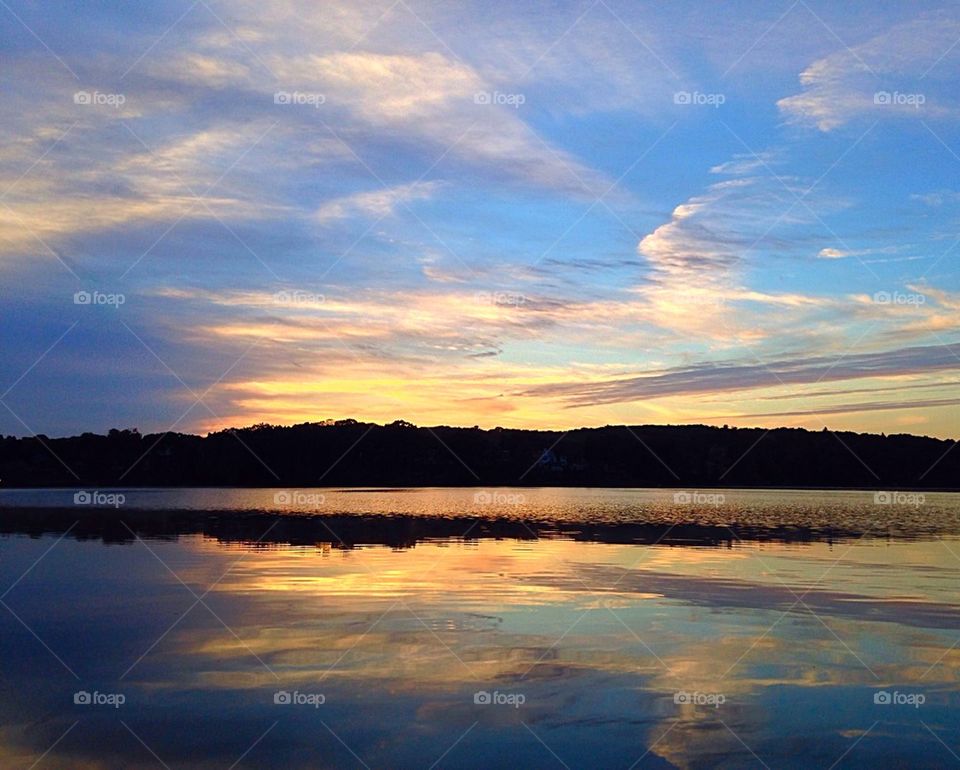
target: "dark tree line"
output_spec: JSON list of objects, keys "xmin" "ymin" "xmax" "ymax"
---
[{"xmin": 0, "ymin": 420, "xmax": 956, "ymax": 489}]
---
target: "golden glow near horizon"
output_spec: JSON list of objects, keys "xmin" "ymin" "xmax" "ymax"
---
[{"xmin": 158, "ymin": 287, "xmax": 960, "ymax": 437}]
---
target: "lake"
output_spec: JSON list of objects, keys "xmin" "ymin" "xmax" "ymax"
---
[{"xmin": 1, "ymin": 487, "xmax": 959, "ymax": 768}]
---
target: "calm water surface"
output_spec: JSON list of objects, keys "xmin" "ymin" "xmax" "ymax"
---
[{"xmin": 1, "ymin": 487, "xmax": 959, "ymax": 768}]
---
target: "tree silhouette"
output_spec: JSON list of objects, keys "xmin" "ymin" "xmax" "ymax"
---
[{"xmin": 1, "ymin": 420, "xmax": 955, "ymax": 489}]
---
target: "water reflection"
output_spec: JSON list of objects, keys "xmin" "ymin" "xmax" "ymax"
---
[
  {"xmin": 1, "ymin": 491, "xmax": 959, "ymax": 768},
  {"xmin": 3, "ymin": 486, "xmax": 960, "ymax": 538}
]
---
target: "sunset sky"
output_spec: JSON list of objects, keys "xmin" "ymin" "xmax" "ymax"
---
[{"xmin": 1, "ymin": 0, "xmax": 959, "ymax": 438}]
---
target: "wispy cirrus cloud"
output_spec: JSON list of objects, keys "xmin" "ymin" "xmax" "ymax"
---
[
  {"xmin": 706, "ymin": 395, "xmax": 960, "ymax": 421},
  {"xmin": 314, "ymin": 181, "xmax": 441, "ymax": 225},
  {"xmin": 630, "ymin": 156, "xmax": 842, "ymax": 343},
  {"xmin": 520, "ymin": 341, "xmax": 960, "ymax": 406},
  {"xmin": 817, "ymin": 246, "xmax": 901, "ymax": 259},
  {"xmin": 778, "ymin": 12, "xmax": 960, "ymax": 131}
]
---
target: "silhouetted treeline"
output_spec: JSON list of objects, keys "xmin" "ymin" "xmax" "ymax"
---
[{"xmin": 0, "ymin": 419, "xmax": 957, "ymax": 488}]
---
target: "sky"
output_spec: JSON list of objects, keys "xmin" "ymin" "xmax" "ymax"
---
[{"xmin": 1, "ymin": 0, "xmax": 959, "ymax": 439}]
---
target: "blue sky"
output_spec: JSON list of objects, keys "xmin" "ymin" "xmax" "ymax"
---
[{"xmin": 1, "ymin": 0, "xmax": 959, "ymax": 437}]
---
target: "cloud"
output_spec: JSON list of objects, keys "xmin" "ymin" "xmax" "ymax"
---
[
  {"xmin": 290, "ymin": 51, "xmax": 610, "ymax": 195},
  {"xmin": 146, "ymin": 38, "xmax": 614, "ymax": 196},
  {"xmin": 707, "ymin": 395, "xmax": 960, "ymax": 421},
  {"xmin": 750, "ymin": 378, "xmax": 960, "ymax": 402},
  {"xmin": 0, "ymin": 3, "xmax": 620, "ymax": 268},
  {"xmin": 152, "ymin": 286, "xmax": 575, "ymax": 362},
  {"xmin": 449, "ymin": 4, "xmax": 683, "ymax": 116},
  {"xmin": 520, "ymin": 341, "xmax": 960, "ymax": 406},
  {"xmin": 817, "ymin": 246, "xmax": 900, "ymax": 259},
  {"xmin": 4, "ymin": 0, "xmax": 960, "ymax": 439},
  {"xmin": 911, "ymin": 191, "xmax": 960, "ymax": 207},
  {"xmin": 314, "ymin": 182, "xmax": 441, "ymax": 225},
  {"xmin": 818, "ymin": 247, "xmax": 848, "ymax": 259},
  {"xmin": 709, "ymin": 153, "xmax": 777, "ymax": 176},
  {"xmin": 631, "ymin": 160, "xmax": 837, "ymax": 343},
  {"xmin": 0, "ymin": 117, "xmax": 291, "ymax": 258},
  {"xmin": 778, "ymin": 12, "xmax": 960, "ymax": 130}
]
